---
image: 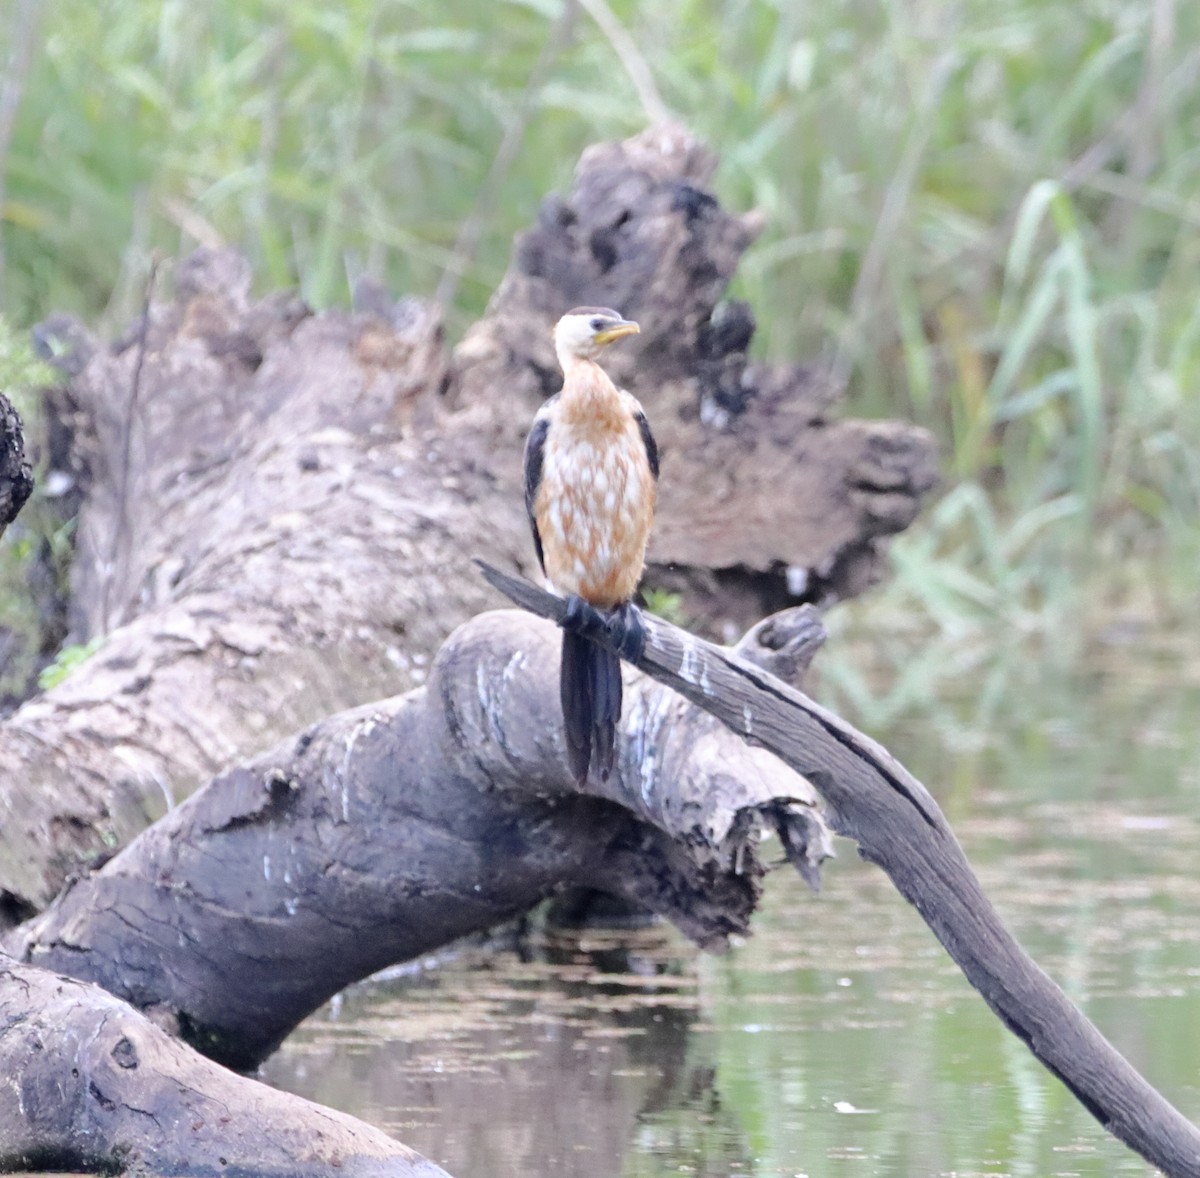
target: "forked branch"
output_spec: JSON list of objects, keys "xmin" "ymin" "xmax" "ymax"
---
[{"xmin": 477, "ymin": 559, "xmax": 1200, "ymax": 1178}]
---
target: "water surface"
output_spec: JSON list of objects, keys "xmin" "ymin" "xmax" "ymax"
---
[{"xmin": 264, "ymin": 653, "xmax": 1200, "ymax": 1177}]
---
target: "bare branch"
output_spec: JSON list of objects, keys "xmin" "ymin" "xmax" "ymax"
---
[{"xmin": 476, "ymin": 559, "xmax": 1200, "ymax": 1178}]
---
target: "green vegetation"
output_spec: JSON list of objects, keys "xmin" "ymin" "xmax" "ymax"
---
[
  {"xmin": 0, "ymin": 315, "xmax": 53, "ymax": 414},
  {"xmin": 36, "ymin": 635, "xmax": 104, "ymax": 690},
  {"xmin": 2, "ymin": 0, "xmax": 1197, "ymax": 719},
  {"xmin": 642, "ymin": 587, "xmax": 689, "ymax": 628}
]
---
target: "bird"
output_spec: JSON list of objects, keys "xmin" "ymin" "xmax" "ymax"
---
[{"xmin": 523, "ymin": 307, "xmax": 660, "ymax": 783}]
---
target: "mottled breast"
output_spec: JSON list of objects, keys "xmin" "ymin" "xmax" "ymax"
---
[{"xmin": 535, "ymin": 397, "xmax": 656, "ymax": 607}]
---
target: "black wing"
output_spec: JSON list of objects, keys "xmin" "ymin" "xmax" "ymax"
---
[
  {"xmin": 523, "ymin": 407, "xmax": 552, "ymax": 575},
  {"xmin": 634, "ymin": 408, "xmax": 659, "ymax": 480}
]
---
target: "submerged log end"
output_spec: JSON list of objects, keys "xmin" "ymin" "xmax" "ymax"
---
[{"xmin": 0, "ymin": 955, "xmax": 450, "ymax": 1178}]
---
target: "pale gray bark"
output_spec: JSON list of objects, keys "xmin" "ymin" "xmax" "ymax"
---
[
  {"xmin": 5, "ymin": 604, "xmax": 829, "ymax": 1069},
  {"xmin": 0, "ymin": 951, "xmax": 449, "ymax": 1177}
]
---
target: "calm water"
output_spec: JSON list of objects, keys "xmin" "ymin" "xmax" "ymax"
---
[{"xmin": 263, "ymin": 650, "xmax": 1200, "ymax": 1178}]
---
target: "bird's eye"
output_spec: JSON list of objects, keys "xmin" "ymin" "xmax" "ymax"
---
[{"xmin": 590, "ymin": 318, "xmax": 604, "ymax": 332}]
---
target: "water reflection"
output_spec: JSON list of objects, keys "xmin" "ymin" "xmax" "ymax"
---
[
  {"xmin": 263, "ymin": 927, "xmax": 737, "ymax": 1177},
  {"xmin": 264, "ymin": 664, "xmax": 1200, "ymax": 1178}
]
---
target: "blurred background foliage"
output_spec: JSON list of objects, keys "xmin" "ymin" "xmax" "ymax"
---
[{"xmin": 1, "ymin": 0, "xmax": 1198, "ymax": 722}]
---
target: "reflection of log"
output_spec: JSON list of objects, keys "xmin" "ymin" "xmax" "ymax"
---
[
  {"xmin": 477, "ymin": 562, "xmax": 1200, "ymax": 1178},
  {"xmin": 0, "ymin": 952, "xmax": 449, "ymax": 1177},
  {"xmin": 4, "ymin": 606, "xmax": 829, "ymax": 1072},
  {"xmin": 0, "ymin": 124, "xmax": 936, "ymax": 925},
  {"xmin": 263, "ymin": 932, "xmax": 745, "ymax": 1178}
]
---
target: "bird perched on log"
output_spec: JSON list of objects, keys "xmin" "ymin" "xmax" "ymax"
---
[{"xmin": 524, "ymin": 308, "xmax": 659, "ymax": 783}]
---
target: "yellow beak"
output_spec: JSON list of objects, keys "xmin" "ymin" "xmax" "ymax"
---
[{"xmin": 593, "ymin": 320, "xmax": 640, "ymax": 346}]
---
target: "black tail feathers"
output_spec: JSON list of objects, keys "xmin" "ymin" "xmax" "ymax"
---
[{"xmin": 560, "ymin": 629, "xmax": 622, "ymax": 783}]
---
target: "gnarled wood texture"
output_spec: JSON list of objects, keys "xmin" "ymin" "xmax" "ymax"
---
[
  {"xmin": 451, "ymin": 125, "xmax": 939, "ymax": 617},
  {"xmin": 0, "ymin": 391, "xmax": 33, "ymax": 540},
  {"xmin": 4, "ymin": 605, "xmax": 829, "ymax": 1071}
]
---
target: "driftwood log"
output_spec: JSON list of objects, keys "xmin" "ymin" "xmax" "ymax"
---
[
  {"xmin": 0, "ymin": 955, "xmax": 450, "ymax": 1177},
  {"xmin": 478, "ymin": 561, "xmax": 1200, "ymax": 1178},
  {"xmin": 3, "ymin": 605, "xmax": 829, "ymax": 1071},
  {"xmin": 0, "ymin": 123, "xmax": 936, "ymax": 928},
  {"xmin": 0, "ymin": 600, "xmax": 828, "ymax": 1174}
]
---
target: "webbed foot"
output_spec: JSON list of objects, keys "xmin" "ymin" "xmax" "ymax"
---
[
  {"xmin": 562, "ymin": 594, "xmax": 608, "ymax": 639},
  {"xmin": 606, "ymin": 601, "xmax": 647, "ymax": 662}
]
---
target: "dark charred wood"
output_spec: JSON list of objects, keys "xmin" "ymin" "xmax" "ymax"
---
[
  {"xmin": 451, "ymin": 124, "xmax": 939, "ymax": 620},
  {"xmin": 0, "ymin": 389, "xmax": 46, "ymax": 715},
  {"xmin": 476, "ymin": 561, "xmax": 1200, "ymax": 1178},
  {"xmin": 0, "ymin": 391, "xmax": 33, "ymax": 539}
]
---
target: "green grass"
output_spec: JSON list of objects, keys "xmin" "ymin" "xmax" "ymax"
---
[
  {"xmin": 36, "ymin": 635, "xmax": 104, "ymax": 690},
  {"xmin": 2, "ymin": 0, "xmax": 1198, "ymax": 721}
]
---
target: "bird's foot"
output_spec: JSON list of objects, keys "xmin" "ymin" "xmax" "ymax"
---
[
  {"xmin": 562, "ymin": 594, "xmax": 609, "ymax": 639},
  {"xmin": 560, "ymin": 597, "xmax": 646, "ymax": 662},
  {"xmin": 606, "ymin": 602, "xmax": 647, "ymax": 663}
]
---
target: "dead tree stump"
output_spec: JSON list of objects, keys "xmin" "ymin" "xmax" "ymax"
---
[
  {"xmin": 0, "ymin": 124, "xmax": 939, "ymax": 1176},
  {"xmin": 0, "ymin": 124, "xmax": 935, "ymax": 925}
]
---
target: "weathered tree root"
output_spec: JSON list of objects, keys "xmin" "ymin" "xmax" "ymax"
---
[{"xmin": 477, "ymin": 561, "xmax": 1200, "ymax": 1178}]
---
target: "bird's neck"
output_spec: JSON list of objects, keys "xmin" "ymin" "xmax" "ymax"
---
[{"xmin": 558, "ymin": 357, "xmax": 624, "ymax": 428}]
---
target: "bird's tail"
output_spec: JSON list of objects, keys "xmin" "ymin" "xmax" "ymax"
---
[{"xmin": 560, "ymin": 629, "xmax": 622, "ymax": 783}]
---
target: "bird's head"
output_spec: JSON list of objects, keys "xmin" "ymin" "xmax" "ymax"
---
[{"xmin": 554, "ymin": 307, "xmax": 640, "ymax": 368}]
